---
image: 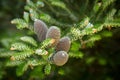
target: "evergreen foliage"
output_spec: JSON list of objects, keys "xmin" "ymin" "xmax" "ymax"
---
[{"xmin": 0, "ymin": 0, "xmax": 120, "ymax": 80}]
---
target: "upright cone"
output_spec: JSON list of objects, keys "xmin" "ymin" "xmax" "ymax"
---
[
  {"xmin": 34, "ymin": 19, "xmax": 48, "ymax": 42},
  {"xmin": 55, "ymin": 37, "xmax": 71, "ymax": 52},
  {"xmin": 46, "ymin": 26, "xmax": 61, "ymax": 47},
  {"xmin": 53, "ymin": 51, "xmax": 69, "ymax": 66}
]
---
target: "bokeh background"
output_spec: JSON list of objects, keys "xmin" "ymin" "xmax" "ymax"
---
[{"xmin": 0, "ymin": 0, "xmax": 120, "ymax": 80}]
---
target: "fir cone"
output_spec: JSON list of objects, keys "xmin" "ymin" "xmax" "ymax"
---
[
  {"xmin": 53, "ymin": 51, "xmax": 69, "ymax": 66},
  {"xmin": 55, "ymin": 37, "xmax": 71, "ymax": 52},
  {"xmin": 34, "ymin": 19, "xmax": 48, "ymax": 42},
  {"xmin": 46, "ymin": 26, "xmax": 60, "ymax": 47}
]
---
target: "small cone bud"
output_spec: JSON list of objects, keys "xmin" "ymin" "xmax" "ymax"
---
[
  {"xmin": 53, "ymin": 51, "xmax": 69, "ymax": 66},
  {"xmin": 46, "ymin": 26, "xmax": 60, "ymax": 47},
  {"xmin": 34, "ymin": 19, "xmax": 48, "ymax": 42},
  {"xmin": 10, "ymin": 56, "xmax": 15, "ymax": 60},
  {"xmin": 55, "ymin": 37, "xmax": 71, "ymax": 52},
  {"xmin": 10, "ymin": 47, "xmax": 16, "ymax": 50},
  {"xmin": 92, "ymin": 28, "xmax": 97, "ymax": 33},
  {"xmin": 50, "ymin": 39, "xmax": 56, "ymax": 44}
]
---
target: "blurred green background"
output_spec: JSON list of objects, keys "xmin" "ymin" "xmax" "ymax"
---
[
  {"xmin": 0, "ymin": 0, "xmax": 120, "ymax": 80},
  {"xmin": 0, "ymin": 0, "xmax": 25, "ymax": 42}
]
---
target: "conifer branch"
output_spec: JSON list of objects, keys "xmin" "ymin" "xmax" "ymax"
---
[
  {"xmin": 0, "ymin": 0, "xmax": 119, "ymax": 78},
  {"xmin": 10, "ymin": 51, "xmax": 34, "ymax": 60},
  {"xmin": 20, "ymin": 36, "xmax": 37, "ymax": 47},
  {"xmin": 6, "ymin": 60, "xmax": 25, "ymax": 67},
  {"xmin": 10, "ymin": 42, "xmax": 31, "ymax": 51}
]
